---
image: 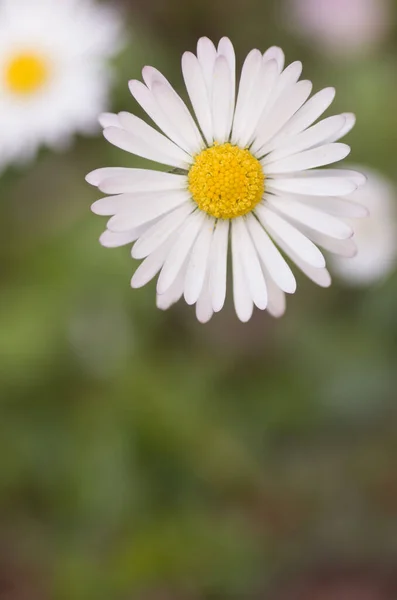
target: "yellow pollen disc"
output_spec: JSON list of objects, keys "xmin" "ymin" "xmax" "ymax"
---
[
  {"xmin": 188, "ymin": 143, "xmax": 265, "ymax": 220},
  {"xmin": 5, "ymin": 52, "xmax": 49, "ymax": 96}
]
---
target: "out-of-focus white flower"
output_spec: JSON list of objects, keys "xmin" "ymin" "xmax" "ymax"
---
[
  {"xmin": 331, "ymin": 168, "xmax": 397, "ymax": 285},
  {"xmin": 0, "ymin": 0, "xmax": 123, "ymax": 170},
  {"xmin": 285, "ymin": 0, "xmax": 392, "ymax": 56},
  {"xmin": 87, "ymin": 37, "xmax": 366, "ymax": 323}
]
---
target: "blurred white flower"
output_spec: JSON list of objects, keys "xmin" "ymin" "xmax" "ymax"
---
[
  {"xmin": 331, "ymin": 168, "xmax": 397, "ymax": 285},
  {"xmin": 87, "ymin": 37, "xmax": 366, "ymax": 323},
  {"xmin": 285, "ymin": 0, "xmax": 392, "ymax": 56},
  {"xmin": 0, "ymin": 0, "xmax": 123, "ymax": 170}
]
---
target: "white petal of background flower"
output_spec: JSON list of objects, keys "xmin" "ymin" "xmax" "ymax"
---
[
  {"xmin": 331, "ymin": 168, "xmax": 397, "ymax": 285},
  {"xmin": 0, "ymin": 0, "xmax": 123, "ymax": 171}
]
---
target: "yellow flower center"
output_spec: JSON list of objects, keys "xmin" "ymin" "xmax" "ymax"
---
[
  {"xmin": 188, "ymin": 143, "xmax": 265, "ymax": 220},
  {"xmin": 5, "ymin": 52, "xmax": 49, "ymax": 96}
]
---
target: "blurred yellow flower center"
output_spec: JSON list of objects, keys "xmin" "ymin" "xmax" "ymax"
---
[
  {"xmin": 5, "ymin": 52, "xmax": 49, "ymax": 95},
  {"xmin": 188, "ymin": 143, "xmax": 265, "ymax": 220}
]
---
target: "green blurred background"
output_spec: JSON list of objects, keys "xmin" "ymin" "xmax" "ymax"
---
[{"xmin": 1, "ymin": 0, "xmax": 397, "ymax": 598}]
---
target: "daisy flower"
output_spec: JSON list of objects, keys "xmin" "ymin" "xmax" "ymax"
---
[
  {"xmin": 331, "ymin": 168, "xmax": 397, "ymax": 285},
  {"xmin": 0, "ymin": 0, "xmax": 122, "ymax": 170},
  {"xmin": 87, "ymin": 37, "xmax": 366, "ymax": 323}
]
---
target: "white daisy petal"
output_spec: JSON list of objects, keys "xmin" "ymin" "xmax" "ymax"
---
[
  {"xmin": 99, "ymin": 113, "xmax": 121, "ymax": 128},
  {"xmin": 197, "ymin": 37, "xmax": 217, "ymax": 94},
  {"xmin": 182, "ymin": 52, "xmax": 213, "ymax": 145},
  {"xmin": 131, "ymin": 233, "xmax": 177, "ymax": 289},
  {"xmin": 151, "ymin": 81, "xmax": 204, "ymax": 155},
  {"xmin": 264, "ymin": 273, "xmax": 287, "ymax": 318},
  {"xmin": 184, "ymin": 216, "xmax": 215, "ymax": 305},
  {"xmin": 233, "ymin": 218, "xmax": 268, "ymax": 310},
  {"xmin": 88, "ymin": 168, "xmax": 187, "ymax": 195},
  {"xmin": 118, "ymin": 111, "xmax": 192, "ymax": 165},
  {"xmin": 327, "ymin": 113, "xmax": 356, "ymax": 142},
  {"xmin": 238, "ymin": 59, "xmax": 279, "ymax": 148},
  {"xmin": 257, "ymin": 60, "xmax": 303, "ymax": 124},
  {"xmin": 156, "ymin": 262, "xmax": 187, "ymax": 310},
  {"xmin": 245, "ymin": 213, "xmax": 297, "ymax": 294},
  {"xmin": 256, "ymin": 205, "xmax": 326, "ymax": 268},
  {"xmin": 209, "ymin": 219, "xmax": 229, "ymax": 312},
  {"xmin": 142, "ymin": 65, "xmax": 171, "ymax": 88},
  {"xmin": 104, "ymin": 191, "xmax": 191, "ymax": 229},
  {"xmin": 157, "ymin": 211, "xmax": 207, "ymax": 295},
  {"xmin": 290, "ymin": 193, "xmax": 369, "ymax": 218},
  {"xmin": 232, "ymin": 224, "xmax": 254, "ymax": 322},
  {"xmin": 218, "ymin": 37, "xmax": 236, "ymax": 109},
  {"xmin": 290, "ymin": 254, "xmax": 332, "ymax": 288},
  {"xmin": 264, "ymin": 143, "xmax": 351, "ymax": 174},
  {"xmin": 266, "ymin": 175, "xmax": 358, "ymax": 197},
  {"xmin": 212, "ymin": 55, "xmax": 233, "ymax": 143},
  {"xmin": 99, "ymin": 226, "xmax": 148, "ymax": 248},
  {"xmin": 262, "ymin": 115, "xmax": 346, "ymax": 164},
  {"xmin": 132, "ymin": 204, "xmax": 196, "ymax": 259},
  {"xmin": 267, "ymin": 196, "xmax": 353, "ymax": 240},
  {"xmin": 252, "ymin": 80, "xmax": 313, "ymax": 155},
  {"xmin": 103, "ymin": 126, "xmax": 190, "ymax": 170},
  {"xmin": 302, "ymin": 229, "xmax": 358, "ymax": 258},
  {"xmin": 128, "ymin": 79, "xmax": 193, "ymax": 154},
  {"xmin": 262, "ymin": 87, "xmax": 336, "ymax": 153},
  {"xmin": 263, "ymin": 46, "xmax": 285, "ymax": 72},
  {"xmin": 196, "ymin": 273, "xmax": 214, "ymax": 324},
  {"xmin": 231, "ymin": 49, "xmax": 263, "ymax": 144}
]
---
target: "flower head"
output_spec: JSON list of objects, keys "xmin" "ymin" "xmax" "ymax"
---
[
  {"xmin": 87, "ymin": 37, "xmax": 366, "ymax": 323},
  {"xmin": 0, "ymin": 0, "xmax": 123, "ymax": 170}
]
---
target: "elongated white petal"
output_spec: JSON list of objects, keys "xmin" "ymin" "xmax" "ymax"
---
[
  {"xmin": 262, "ymin": 115, "xmax": 346, "ymax": 164},
  {"xmin": 262, "ymin": 87, "xmax": 336, "ymax": 153},
  {"xmin": 245, "ymin": 213, "xmax": 296, "ymax": 293},
  {"xmin": 265, "ymin": 275, "xmax": 287, "ymax": 318},
  {"xmin": 103, "ymin": 126, "xmax": 190, "ymax": 170},
  {"xmin": 132, "ymin": 204, "xmax": 195, "ymax": 259},
  {"xmin": 209, "ymin": 219, "xmax": 229, "ymax": 312},
  {"xmin": 92, "ymin": 169, "xmax": 187, "ymax": 195},
  {"xmin": 99, "ymin": 113, "xmax": 121, "ymax": 128},
  {"xmin": 252, "ymin": 80, "xmax": 312, "ymax": 155},
  {"xmin": 86, "ymin": 167, "xmax": 133, "ymax": 187},
  {"xmin": 238, "ymin": 59, "xmax": 278, "ymax": 148},
  {"xmin": 156, "ymin": 261, "xmax": 187, "ymax": 310},
  {"xmin": 142, "ymin": 65, "xmax": 171, "ymax": 88},
  {"xmin": 118, "ymin": 112, "xmax": 192, "ymax": 165},
  {"xmin": 151, "ymin": 81, "xmax": 204, "ymax": 155},
  {"xmin": 182, "ymin": 51, "xmax": 213, "ymax": 145},
  {"xmin": 99, "ymin": 226, "xmax": 148, "ymax": 248},
  {"xmin": 196, "ymin": 273, "xmax": 214, "ymax": 324},
  {"xmin": 267, "ymin": 196, "xmax": 353, "ymax": 240},
  {"xmin": 257, "ymin": 60, "xmax": 303, "ymax": 125},
  {"xmin": 231, "ymin": 49, "xmax": 263, "ymax": 144},
  {"xmin": 233, "ymin": 218, "xmax": 268, "ymax": 310},
  {"xmin": 197, "ymin": 37, "xmax": 217, "ymax": 94},
  {"xmin": 131, "ymin": 233, "xmax": 177, "ymax": 288},
  {"xmin": 266, "ymin": 175, "xmax": 357, "ymax": 197},
  {"xmin": 232, "ymin": 224, "xmax": 254, "ymax": 322},
  {"xmin": 263, "ymin": 46, "xmax": 285, "ymax": 72},
  {"xmin": 128, "ymin": 80, "xmax": 192, "ymax": 154},
  {"xmin": 157, "ymin": 211, "xmax": 206, "ymax": 295},
  {"xmin": 264, "ymin": 143, "xmax": 350, "ymax": 174},
  {"xmin": 302, "ymin": 228, "xmax": 358, "ymax": 257},
  {"xmin": 290, "ymin": 193, "xmax": 368, "ymax": 218},
  {"xmin": 218, "ymin": 37, "xmax": 236, "ymax": 114},
  {"xmin": 104, "ymin": 191, "xmax": 191, "ymax": 230},
  {"xmin": 256, "ymin": 205, "xmax": 325, "ymax": 268},
  {"xmin": 184, "ymin": 216, "xmax": 215, "ymax": 305},
  {"xmin": 327, "ymin": 113, "xmax": 356, "ymax": 142},
  {"xmin": 212, "ymin": 56, "xmax": 233, "ymax": 143}
]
